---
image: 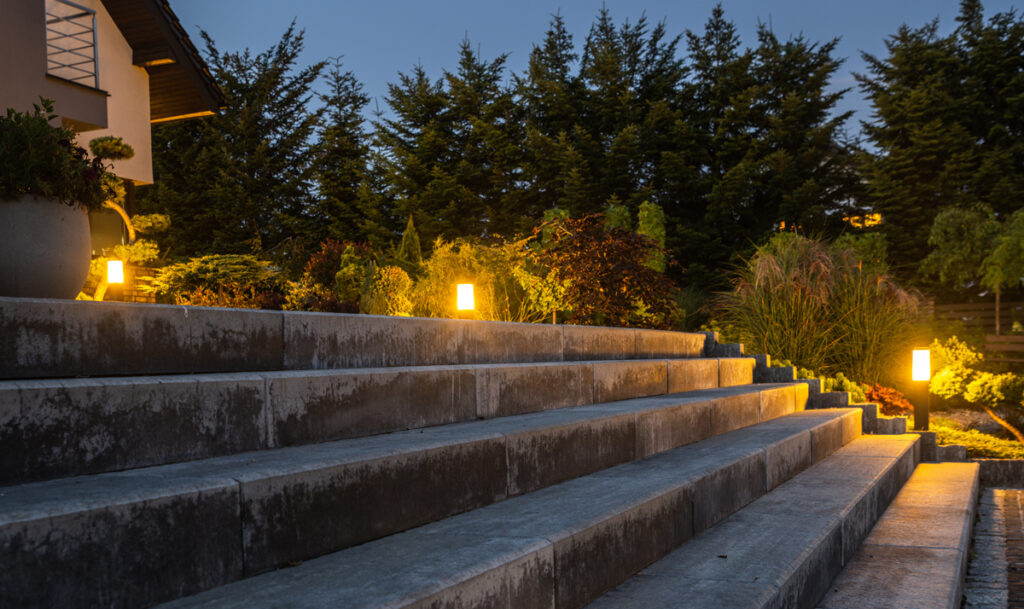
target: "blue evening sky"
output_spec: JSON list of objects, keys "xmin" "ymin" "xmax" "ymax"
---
[{"xmin": 168, "ymin": 0, "xmax": 1021, "ymax": 133}]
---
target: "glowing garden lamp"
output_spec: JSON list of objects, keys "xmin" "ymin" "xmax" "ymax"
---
[
  {"xmin": 912, "ymin": 349, "xmax": 930, "ymax": 382},
  {"xmin": 911, "ymin": 348, "xmax": 931, "ymax": 430},
  {"xmin": 107, "ymin": 259, "xmax": 124, "ymax": 284},
  {"xmin": 456, "ymin": 283, "xmax": 475, "ymax": 312}
]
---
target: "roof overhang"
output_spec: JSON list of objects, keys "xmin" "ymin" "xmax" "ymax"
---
[{"xmin": 100, "ymin": 0, "xmax": 224, "ymax": 123}]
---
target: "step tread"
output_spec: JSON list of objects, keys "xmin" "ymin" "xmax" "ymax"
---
[
  {"xmin": 0, "ymin": 383, "xmax": 793, "ymax": 522},
  {"xmin": 0, "ymin": 356, "xmax": 756, "ymax": 387},
  {"xmin": 584, "ymin": 434, "xmax": 920, "ymax": 609},
  {"xmin": 816, "ymin": 462, "xmax": 980, "ymax": 609},
  {"xmin": 156, "ymin": 409, "xmax": 860, "ymax": 608}
]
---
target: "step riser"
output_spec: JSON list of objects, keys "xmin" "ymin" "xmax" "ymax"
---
[
  {"xmin": 0, "ymin": 298, "xmax": 706, "ymax": 379},
  {"xmin": 818, "ymin": 463, "xmax": 981, "ymax": 609},
  {"xmin": 0, "ymin": 358, "xmax": 756, "ymax": 485},
  {"xmin": 1, "ymin": 387, "xmax": 809, "ymax": 609},
  {"xmin": 151, "ymin": 410, "xmax": 863, "ymax": 609},
  {"xmin": 772, "ymin": 442, "xmax": 921, "ymax": 608},
  {"xmin": 584, "ymin": 435, "xmax": 921, "ymax": 609}
]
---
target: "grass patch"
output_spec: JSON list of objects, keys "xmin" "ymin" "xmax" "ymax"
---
[{"xmin": 925, "ymin": 415, "xmax": 1024, "ymax": 459}]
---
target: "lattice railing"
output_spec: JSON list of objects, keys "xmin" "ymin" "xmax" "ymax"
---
[{"xmin": 45, "ymin": 0, "xmax": 98, "ymax": 88}]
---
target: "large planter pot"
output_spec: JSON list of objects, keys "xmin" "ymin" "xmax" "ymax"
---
[{"xmin": 0, "ymin": 195, "xmax": 92, "ymax": 299}]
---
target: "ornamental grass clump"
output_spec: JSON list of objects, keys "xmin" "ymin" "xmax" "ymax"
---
[{"xmin": 717, "ymin": 233, "xmax": 919, "ymax": 385}]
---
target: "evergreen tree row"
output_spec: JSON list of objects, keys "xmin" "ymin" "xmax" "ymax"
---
[{"xmin": 139, "ymin": 1, "xmax": 1024, "ymax": 298}]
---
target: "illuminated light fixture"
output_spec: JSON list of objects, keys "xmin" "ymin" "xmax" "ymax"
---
[
  {"xmin": 107, "ymin": 259, "xmax": 124, "ymax": 284},
  {"xmin": 457, "ymin": 283, "xmax": 475, "ymax": 311},
  {"xmin": 912, "ymin": 349, "xmax": 931, "ymax": 382}
]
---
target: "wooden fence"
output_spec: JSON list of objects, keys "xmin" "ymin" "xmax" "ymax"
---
[
  {"xmin": 930, "ymin": 301, "xmax": 1024, "ymax": 363},
  {"xmin": 931, "ymin": 301, "xmax": 1024, "ymax": 334}
]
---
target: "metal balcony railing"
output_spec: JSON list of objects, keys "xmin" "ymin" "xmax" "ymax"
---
[{"xmin": 45, "ymin": 0, "xmax": 98, "ymax": 89}]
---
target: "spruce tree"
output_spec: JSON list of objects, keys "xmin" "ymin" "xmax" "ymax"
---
[
  {"xmin": 140, "ymin": 24, "xmax": 325, "ymax": 265},
  {"xmin": 313, "ymin": 58, "xmax": 370, "ymax": 243},
  {"xmin": 860, "ymin": 0, "xmax": 1024, "ymax": 280}
]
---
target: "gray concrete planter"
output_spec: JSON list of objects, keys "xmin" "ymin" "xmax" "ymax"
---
[{"xmin": 0, "ymin": 195, "xmax": 91, "ymax": 299}]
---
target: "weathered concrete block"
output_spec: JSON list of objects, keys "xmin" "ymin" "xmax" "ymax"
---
[
  {"xmin": 810, "ymin": 390, "xmax": 849, "ymax": 409},
  {"xmin": 718, "ymin": 357, "xmax": 755, "ymax": 387},
  {"xmin": 856, "ymin": 402, "xmax": 879, "ymax": 434},
  {"xmin": 912, "ymin": 430, "xmax": 938, "ymax": 462},
  {"xmin": 840, "ymin": 409, "xmax": 862, "ymax": 446},
  {"xmin": 561, "ymin": 325, "xmax": 635, "ymax": 361},
  {"xmin": 476, "ymin": 363, "xmax": 594, "ymax": 418},
  {"xmin": 709, "ymin": 392, "xmax": 759, "ymax": 436},
  {"xmin": 1, "ymin": 374, "xmax": 266, "ymax": 485},
  {"xmin": 187, "ymin": 306, "xmax": 284, "ymax": 372},
  {"xmin": 975, "ymin": 458, "xmax": 1024, "ymax": 488},
  {"xmin": 282, "ymin": 312, "xmax": 465, "ymax": 369},
  {"xmin": 505, "ymin": 413, "xmax": 636, "ymax": 496},
  {"xmin": 759, "ymin": 385, "xmax": 796, "ymax": 422},
  {"xmin": 593, "ymin": 360, "xmax": 667, "ymax": 403},
  {"xmin": 239, "ymin": 435, "xmax": 508, "ymax": 575},
  {"xmin": 667, "ymin": 359, "xmax": 719, "ymax": 393},
  {"xmin": 799, "ymin": 377, "xmax": 822, "ymax": 395},
  {"xmin": 553, "ymin": 488, "xmax": 692, "ymax": 609},
  {"xmin": 752, "ymin": 353, "xmax": 770, "ymax": 381},
  {"xmin": 876, "ymin": 416, "xmax": 908, "ymax": 434},
  {"xmin": 793, "ymin": 381, "xmax": 810, "ymax": 410},
  {"xmin": 265, "ymin": 367, "xmax": 476, "ymax": 446},
  {"xmin": 634, "ymin": 329, "xmax": 704, "ymax": 358},
  {"xmin": 635, "ymin": 401, "xmax": 712, "ymax": 457},
  {"xmin": 937, "ymin": 444, "xmax": 967, "ymax": 462},
  {"xmin": 0, "ymin": 471, "xmax": 242, "ymax": 609},
  {"xmin": 699, "ymin": 330, "xmax": 718, "ymax": 357},
  {"xmin": 810, "ymin": 417, "xmax": 845, "ymax": 463},
  {"xmin": 762, "ymin": 365, "xmax": 795, "ymax": 383},
  {"xmin": 0, "ymin": 298, "xmax": 285, "ymax": 379},
  {"xmin": 818, "ymin": 463, "xmax": 979, "ymax": 609},
  {"xmin": 712, "ymin": 342, "xmax": 744, "ymax": 357},
  {"xmin": 691, "ymin": 452, "xmax": 766, "ymax": 533},
  {"xmin": 764, "ymin": 430, "xmax": 812, "ymax": 490},
  {"xmin": 1, "ymin": 297, "xmax": 190, "ymax": 378},
  {"xmin": 464, "ymin": 320, "xmax": 563, "ymax": 364}
]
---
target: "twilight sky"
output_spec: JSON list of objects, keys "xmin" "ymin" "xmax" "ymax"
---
[{"xmin": 168, "ymin": 0, "xmax": 1021, "ymax": 132}]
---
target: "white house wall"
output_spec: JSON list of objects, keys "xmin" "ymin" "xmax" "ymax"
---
[{"xmin": 72, "ymin": 0, "xmax": 153, "ymax": 184}]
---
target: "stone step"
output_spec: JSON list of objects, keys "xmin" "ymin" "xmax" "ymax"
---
[
  {"xmin": 0, "ymin": 383, "xmax": 821, "ymax": 609},
  {"xmin": 817, "ymin": 462, "xmax": 980, "ymax": 609},
  {"xmin": 0, "ymin": 297, "xmax": 706, "ymax": 379},
  {"xmin": 0, "ymin": 357, "xmax": 759, "ymax": 486},
  {"xmin": 585, "ymin": 434, "xmax": 920, "ymax": 609},
  {"xmin": 147, "ymin": 408, "xmax": 862, "ymax": 609}
]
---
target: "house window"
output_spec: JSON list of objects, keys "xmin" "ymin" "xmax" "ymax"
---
[{"xmin": 45, "ymin": 0, "xmax": 98, "ymax": 89}]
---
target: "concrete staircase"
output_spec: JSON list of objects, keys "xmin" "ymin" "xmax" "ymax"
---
[{"xmin": 0, "ymin": 297, "xmax": 979, "ymax": 609}]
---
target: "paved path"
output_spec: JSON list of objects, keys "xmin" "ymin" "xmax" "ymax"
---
[{"xmin": 966, "ymin": 488, "xmax": 1024, "ymax": 609}]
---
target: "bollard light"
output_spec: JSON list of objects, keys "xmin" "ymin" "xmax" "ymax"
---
[
  {"xmin": 107, "ymin": 259, "xmax": 124, "ymax": 284},
  {"xmin": 456, "ymin": 283, "xmax": 475, "ymax": 311},
  {"xmin": 911, "ymin": 348, "xmax": 931, "ymax": 430},
  {"xmin": 912, "ymin": 349, "xmax": 931, "ymax": 381}
]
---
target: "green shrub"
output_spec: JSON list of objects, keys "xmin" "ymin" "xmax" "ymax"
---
[
  {"xmin": 362, "ymin": 264, "xmax": 413, "ymax": 316},
  {"xmin": 147, "ymin": 254, "xmax": 283, "ymax": 305},
  {"xmin": 410, "ymin": 237, "xmax": 560, "ymax": 323},
  {"xmin": 0, "ymin": 99, "xmax": 112, "ymax": 210},
  {"xmin": 930, "ymin": 417, "xmax": 1024, "ymax": 459}
]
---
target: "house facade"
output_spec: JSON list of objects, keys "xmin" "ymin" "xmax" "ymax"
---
[{"xmin": 0, "ymin": 0, "xmax": 221, "ymax": 191}]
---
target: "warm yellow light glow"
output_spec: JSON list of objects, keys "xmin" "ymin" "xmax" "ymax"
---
[
  {"xmin": 457, "ymin": 283, "xmax": 475, "ymax": 311},
  {"xmin": 107, "ymin": 259, "xmax": 124, "ymax": 284},
  {"xmin": 912, "ymin": 349, "xmax": 931, "ymax": 381}
]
